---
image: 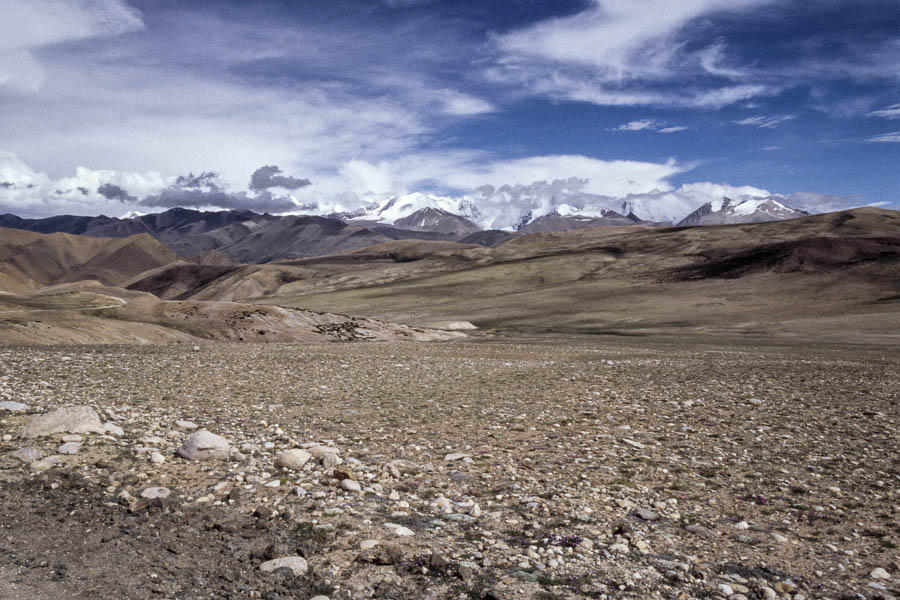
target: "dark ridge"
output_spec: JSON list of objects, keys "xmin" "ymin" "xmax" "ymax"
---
[{"xmin": 673, "ymin": 237, "xmax": 900, "ymax": 280}]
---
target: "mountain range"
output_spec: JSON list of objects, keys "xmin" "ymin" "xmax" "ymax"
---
[{"xmin": 0, "ymin": 194, "xmax": 810, "ymax": 263}]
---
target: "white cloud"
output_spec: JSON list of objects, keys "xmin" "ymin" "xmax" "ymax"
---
[
  {"xmin": 0, "ymin": 150, "xmax": 166, "ymax": 217},
  {"xmin": 733, "ymin": 115, "xmax": 795, "ymax": 128},
  {"xmin": 868, "ymin": 104, "xmax": 900, "ymax": 119},
  {"xmin": 611, "ymin": 119, "xmax": 661, "ymax": 132},
  {"xmin": 658, "ymin": 126, "xmax": 688, "ymax": 133},
  {"xmin": 610, "ymin": 119, "xmax": 688, "ymax": 133},
  {"xmin": 488, "ymin": 0, "xmax": 779, "ymax": 109},
  {"xmin": 0, "ymin": 0, "xmax": 143, "ymax": 93},
  {"xmin": 865, "ymin": 131, "xmax": 900, "ymax": 143}
]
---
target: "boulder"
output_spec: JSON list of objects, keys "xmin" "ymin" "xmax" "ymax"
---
[
  {"xmin": 177, "ymin": 429, "xmax": 230, "ymax": 461},
  {"xmin": 274, "ymin": 449, "xmax": 312, "ymax": 470},
  {"xmin": 22, "ymin": 406, "xmax": 104, "ymax": 438}
]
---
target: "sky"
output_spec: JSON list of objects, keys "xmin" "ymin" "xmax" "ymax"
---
[{"xmin": 0, "ymin": 0, "xmax": 898, "ymax": 221}]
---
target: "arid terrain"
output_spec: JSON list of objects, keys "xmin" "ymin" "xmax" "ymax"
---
[
  {"xmin": 0, "ymin": 207, "xmax": 898, "ymax": 599},
  {"xmin": 1, "ymin": 338, "xmax": 898, "ymax": 599}
]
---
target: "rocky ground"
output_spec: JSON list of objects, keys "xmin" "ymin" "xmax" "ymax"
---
[{"xmin": 0, "ymin": 337, "xmax": 898, "ymax": 599}]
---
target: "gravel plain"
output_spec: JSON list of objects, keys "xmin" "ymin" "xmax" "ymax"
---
[{"xmin": 0, "ymin": 336, "xmax": 898, "ymax": 599}]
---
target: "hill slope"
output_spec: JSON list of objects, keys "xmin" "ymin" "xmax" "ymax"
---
[{"xmin": 0, "ymin": 228, "xmax": 179, "ymax": 292}]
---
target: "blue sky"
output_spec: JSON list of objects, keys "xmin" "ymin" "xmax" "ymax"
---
[{"xmin": 0, "ymin": 0, "xmax": 897, "ymax": 219}]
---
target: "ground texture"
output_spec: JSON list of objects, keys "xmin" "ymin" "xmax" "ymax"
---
[{"xmin": 1, "ymin": 337, "xmax": 898, "ymax": 599}]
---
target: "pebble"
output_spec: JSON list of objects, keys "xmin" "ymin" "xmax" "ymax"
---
[
  {"xmin": 0, "ymin": 401, "xmax": 29, "ymax": 411},
  {"xmin": 150, "ymin": 451, "xmax": 166, "ymax": 464},
  {"xmin": 360, "ymin": 540, "xmax": 379, "ymax": 550},
  {"xmin": 176, "ymin": 420, "xmax": 198, "ymax": 430},
  {"xmin": 870, "ymin": 567, "xmax": 890, "ymax": 580}
]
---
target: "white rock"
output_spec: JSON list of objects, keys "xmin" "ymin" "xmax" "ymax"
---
[
  {"xmin": 150, "ymin": 451, "xmax": 166, "ymax": 464},
  {"xmin": 22, "ymin": 406, "xmax": 105, "ymax": 438},
  {"xmin": 717, "ymin": 583, "xmax": 733, "ymax": 596},
  {"xmin": 29, "ymin": 455, "xmax": 63, "ymax": 471},
  {"xmin": 0, "ymin": 401, "xmax": 29, "ymax": 412},
  {"xmin": 141, "ymin": 487, "xmax": 171, "ymax": 499},
  {"xmin": 734, "ymin": 521, "xmax": 750, "ymax": 529},
  {"xmin": 322, "ymin": 453, "xmax": 343, "ymax": 468},
  {"xmin": 177, "ymin": 429, "xmax": 230, "ymax": 461},
  {"xmin": 275, "ymin": 449, "xmax": 312, "ymax": 470},
  {"xmin": 870, "ymin": 567, "xmax": 890, "ymax": 580},
  {"xmin": 10, "ymin": 447, "xmax": 43, "ymax": 463},
  {"xmin": 609, "ymin": 543, "xmax": 629, "ymax": 553},
  {"xmin": 771, "ymin": 532, "xmax": 788, "ymax": 543},
  {"xmin": 259, "ymin": 556, "xmax": 308, "ymax": 576},
  {"xmin": 57, "ymin": 442, "xmax": 81, "ymax": 455},
  {"xmin": 103, "ymin": 422, "xmax": 124, "ymax": 436},
  {"xmin": 341, "ymin": 479, "xmax": 361, "ymax": 492},
  {"xmin": 176, "ymin": 420, "xmax": 198, "ymax": 431},
  {"xmin": 444, "ymin": 452, "xmax": 470, "ymax": 461},
  {"xmin": 360, "ymin": 539, "xmax": 379, "ymax": 550},
  {"xmin": 384, "ymin": 523, "xmax": 414, "ymax": 536},
  {"xmin": 308, "ymin": 445, "xmax": 340, "ymax": 460},
  {"xmin": 264, "ymin": 480, "xmax": 281, "ymax": 488}
]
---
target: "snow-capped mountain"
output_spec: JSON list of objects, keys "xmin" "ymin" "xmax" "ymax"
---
[
  {"xmin": 677, "ymin": 197, "xmax": 808, "ymax": 226},
  {"xmin": 519, "ymin": 209, "xmax": 640, "ymax": 233}
]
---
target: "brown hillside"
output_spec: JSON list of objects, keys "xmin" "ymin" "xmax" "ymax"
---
[{"xmin": 0, "ymin": 228, "xmax": 179, "ymax": 291}]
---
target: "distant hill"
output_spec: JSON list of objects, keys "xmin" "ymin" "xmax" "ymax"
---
[{"xmin": 0, "ymin": 228, "xmax": 179, "ymax": 292}]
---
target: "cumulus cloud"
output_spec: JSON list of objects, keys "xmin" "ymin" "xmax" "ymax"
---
[
  {"xmin": 0, "ymin": 0, "xmax": 143, "ymax": 93},
  {"xmin": 97, "ymin": 182, "xmax": 136, "ymax": 202},
  {"xmin": 249, "ymin": 165, "xmax": 311, "ymax": 191},
  {"xmin": 0, "ymin": 150, "xmax": 166, "ymax": 217},
  {"xmin": 140, "ymin": 170, "xmax": 301, "ymax": 213},
  {"xmin": 733, "ymin": 115, "xmax": 795, "ymax": 128}
]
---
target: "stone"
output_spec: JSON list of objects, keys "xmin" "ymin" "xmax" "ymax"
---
[
  {"xmin": 635, "ymin": 508, "xmax": 659, "ymax": 521},
  {"xmin": 758, "ymin": 587, "xmax": 777, "ymax": 600},
  {"xmin": 684, "ymin": 523, "xmax": 713, "ymax": 537},
  {"xmin": 609, "ymin": 543, "xmax": 629, "ymax": 553},
  {"xmin": 771, "ymin": 532, "xmax": 788, "ymax": 543},
  {"xmin": 103, "ymin": 422, "xmax": 124, "ymax": 436},
  {"xmin": 10, "ymin": 447, "xmax": 43, "ymax": 463},
  {"xmin": 309, "ymin": 596, "xmax": 329, "ymax": 600},
  {"xmin": 30, "ymin": 455, "xmax": 63, "ymax": 471},
  {"xmin": 259, "ymin": 556, "xmax": 308, "ymax": 576},
  {"xmin": 176, "ymin": 420, "xmax": 198, "ymax": 430},
  {"xmin": 384, "ymin": 523, "xmax": 414, "ymax": 536},
  {"xmin": 341, "ymin": 479, "xmax": 362, "ymax": 492},
  {"xmin": 360, "ymin": 540, "xmax": 378, "ymax": 550},
  {"xmin": 308, "ymin": 445, "xmax": 340, "ymax": 460},
  {"xmin": 332, "ymin": 466, "xmax": 356, "ymax": 481},
  {"xmin": 22, "ymin": 406, "xmax": 105, "ymax": 438},
  {"xmin": 141, "ymin": 487, "xmax": 171, "ymax": 499},
  {"xmin": 275, "ymin": 449, "xmax": 312, "ymax": 470},
  {"xmin": 0, "ymin": 401, "xmax": 29, "ymax": 412},
  {"xmin": 322, "ymin": 453, "xmax": 342, "ymax": 468},
  {"xmin": 177, "ymin": 429, "xmax": 230, "ymax": 461},
  {"xmin": 150, "ymin": 451, "xmax": 166, "ymax": 464},
  {"xmin": 870, "ymin": 567, "xmax": 890, "ymax": 580},
  {"xmin": 57, "ymin": 442, "xmax": 81, "ymax": 455},
  {"xmin": 444, "ymin": 452, "xmax": 470, "ymax": 461}
]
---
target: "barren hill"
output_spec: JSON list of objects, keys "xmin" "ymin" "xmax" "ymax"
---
[
  {"xmin": 251, "ymin": 208, "xmax": 900, "ymax": 340},
  {"xmin": 0, "ymin": 228, "xmax": 179, "ymax": 292}
]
